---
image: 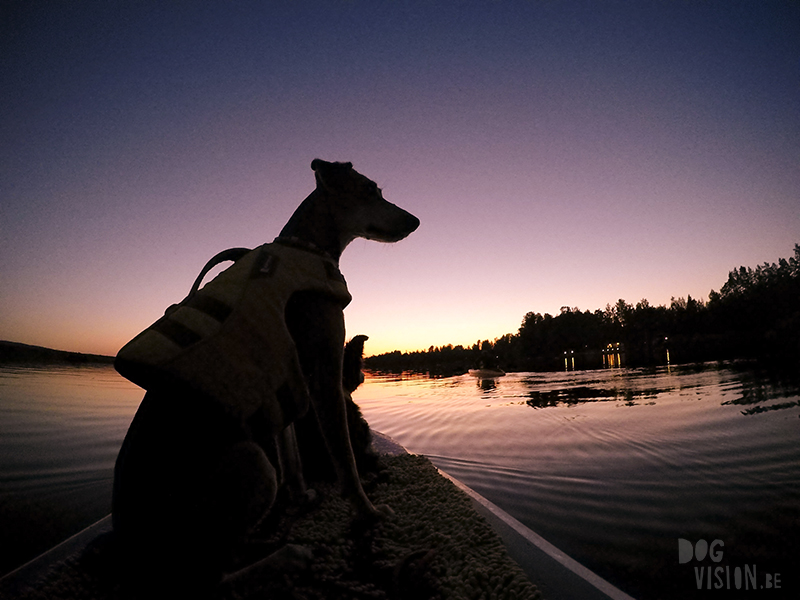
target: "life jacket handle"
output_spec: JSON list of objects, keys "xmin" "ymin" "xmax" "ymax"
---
[{"xmin": 189, "ymin": 247, "xmax": 253, "ymax": 297}]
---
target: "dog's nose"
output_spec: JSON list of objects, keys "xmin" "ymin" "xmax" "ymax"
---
[{"xmin": 405, "ymin": 213, "xmax": 420, "ymax": 233}]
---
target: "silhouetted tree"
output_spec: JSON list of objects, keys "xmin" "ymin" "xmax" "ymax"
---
[{"xmin": 365, "ymin": 244, "xmax": 800, "ymax": 373}]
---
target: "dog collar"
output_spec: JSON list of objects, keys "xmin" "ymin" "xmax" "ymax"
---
[{"xmin": 273, "ymin": 236, "xmax": 336, "ymax": 263}]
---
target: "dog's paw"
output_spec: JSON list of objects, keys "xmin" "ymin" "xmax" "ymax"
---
[
  {"xmin": 273, "ymin": 543, "xmax": 314, "ymax": 572},
  {"xmin": 223, "ymin": 544, "xmax": 313, "ymax": 585},
  {"xmin": 370, "ymin": 503, "xmax": 395, "ymax": 520},
  {"xmin": 295, "ymin": 488, "xmax": 321, "ymax": 514}
]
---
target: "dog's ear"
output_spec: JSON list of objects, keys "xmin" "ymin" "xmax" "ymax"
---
[
  {"xmin": 310, "ymin": 158, "xmax": 328, "ymax": 172},
  {"xmin": 311, "ymin": 159, "xmax": 354, "ymax": 192}
]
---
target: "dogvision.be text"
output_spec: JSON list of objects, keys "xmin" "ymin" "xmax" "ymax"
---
[{"xmin": 678, "ymin": 539, "xmax": 782, "ymax": 591}]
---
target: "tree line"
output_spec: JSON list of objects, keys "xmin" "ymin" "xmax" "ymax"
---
[{"xmin": 365, "ymin": 244, "xmax": 800, "ymax": 375}]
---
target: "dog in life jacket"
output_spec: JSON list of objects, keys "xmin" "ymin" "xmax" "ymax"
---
[{"xmin": 111, "ymin": 159, "xmax": 419, "ymax": 593}]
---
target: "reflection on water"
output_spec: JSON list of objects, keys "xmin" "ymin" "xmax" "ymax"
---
[
  {"xmin": 601, "ymin": 342, "xmax": 625, "ymax": 368},
  {"xmin": 523, "ymin": 365, "xmax": 800, "ymax": 415},
  {"xmin": 525, "ymin": 385, "xmax": 650, "ymax": 407},
  {"xmin": 476, "ymin": 378, "xmax": 498, "ymax": 392},
  {"xmin": 355, "ymin": 363, "xmax": 800, "ymax": 599},
  {"xmin": 0, "ymin": 365, "xmax": 141, "ymax": 492},
  {"xmin": 720, "ymin": 371, "xmax": 800, "ymax": 415},
  {"xmin": 0, "ymin": 364, "xmax": 142, "ymax": 576}
]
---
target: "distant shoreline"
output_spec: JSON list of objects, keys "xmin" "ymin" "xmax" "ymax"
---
[{"xmin": 0, "ymin": 341, "xmax": 114, "ymax": 365}]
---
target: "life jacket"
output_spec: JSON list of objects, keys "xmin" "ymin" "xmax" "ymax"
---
[{"xmin": 115, "ymin": 239, "xmax": 351, "ymax": 430}]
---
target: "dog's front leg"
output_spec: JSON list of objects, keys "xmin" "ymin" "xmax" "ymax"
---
[
  {"xmin": 286, "ymin": 292, "xmax": 388, "ymax": 519},
  {"xmin": 278, "ymin": 423, "xmax": 311, "ymax": 501},
  {"xmin": 306, "ymin": 341, "xmax": 379, "ymax": 516}
]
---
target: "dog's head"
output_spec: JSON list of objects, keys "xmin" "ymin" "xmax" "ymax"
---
[
  {"xmin": 342, "ymin": 334, "xmax": 368, "ymax": 393},
  {"xmin": 311, "ymin": 159, "xmax": 419, "ymax": 244}
]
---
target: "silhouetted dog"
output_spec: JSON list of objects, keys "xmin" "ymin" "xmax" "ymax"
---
[
  {"xmin": 296, "ymin": 334, "xmax": 379, "ymax": 483},
  {"xmin": 112, "ymin": 160, "xmax": 418, "ymax": 594}
]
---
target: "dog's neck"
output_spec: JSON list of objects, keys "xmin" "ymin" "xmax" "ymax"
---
[
  {"xmin": 273, "ymin": 235, "xmax": 335, "ymax": 261},
  {"xmin": 278, "ymin": 188, "xmax": 352, "ymax": 263}
]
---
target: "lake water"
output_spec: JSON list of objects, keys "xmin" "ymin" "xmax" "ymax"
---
[
  {"xmin": 1, "ymin": 363, "xmax": 798, "ymax": 599},
  {"xmin": 0, "ymin": 365, "xmax": 142, "ymax": 577},
  {"xmin": 353, "ymin": 364, "xmax": 800, "ymax": 599}
]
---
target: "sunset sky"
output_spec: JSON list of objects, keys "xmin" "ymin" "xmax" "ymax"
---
[{"xmin": 2, "ymin": 1, "xmax": 798, "ymax": 358}]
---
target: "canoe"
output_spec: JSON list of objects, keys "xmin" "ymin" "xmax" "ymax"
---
[
  {"xmin": 468, "ymin": 368, "xmax": 506, "ymax": 378},
  {"xmin": 374, "ymin": 432, "xmax": 635, "ymax": 600},
  {"xmin": 1, "ymin": 431, "xmax": 635, "ymax": 600}
]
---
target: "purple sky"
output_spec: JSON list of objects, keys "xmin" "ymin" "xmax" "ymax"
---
[{"xmin": 2, "ymin": 1, "xmax": 798, "ymax": 357}]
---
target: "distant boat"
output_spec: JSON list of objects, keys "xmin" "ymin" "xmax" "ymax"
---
[{"xmin": 468, "ymin": 368, "xmax": 505, "ymax": 378}]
